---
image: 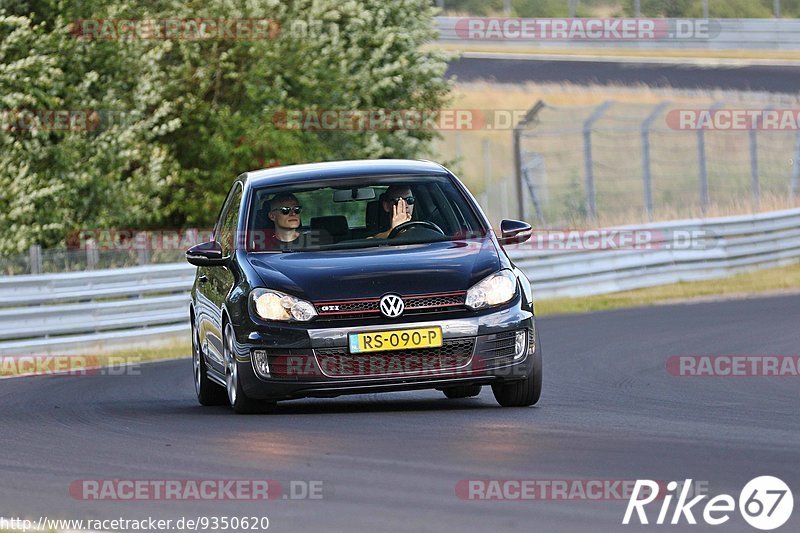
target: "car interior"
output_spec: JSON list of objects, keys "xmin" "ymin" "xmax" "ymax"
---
[{"xmin": 247, "ymin": 180, "xmax": 482, "ymax": 251}]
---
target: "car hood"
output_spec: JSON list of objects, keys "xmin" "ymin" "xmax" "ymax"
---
[{"xmin": 246, "ymin": 239, "xmax": 501, "ymax": 301}]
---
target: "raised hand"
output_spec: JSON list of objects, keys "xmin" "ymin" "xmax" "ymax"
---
[{"xmin": 389, "ymin": 198, "xmax": 412, "ymax": 229}]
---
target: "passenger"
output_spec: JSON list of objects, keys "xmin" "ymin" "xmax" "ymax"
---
[{"xmin": 266, "ymin": 192, "xmax": 303, "ymax": 247}]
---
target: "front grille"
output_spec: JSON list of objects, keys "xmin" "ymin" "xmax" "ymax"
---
[
  {"xmin": 314, "ymin": 292, "xmax": 466, "ymax": 319},
  {"xmin": 314, "ymin": 338, "xmax": 475, "ymax": 378}
]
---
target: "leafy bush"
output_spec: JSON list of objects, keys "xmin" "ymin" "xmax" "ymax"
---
[{"xmin": 0, "ymin": 0, "xmax": 451, "ymax": 252}]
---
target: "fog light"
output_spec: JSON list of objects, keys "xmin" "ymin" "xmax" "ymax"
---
[
  {"xmin": 252, "ymin": 349, "xmax": 270, "ymax": 378},
  {"xmin": 514, "ymin": 330, "xmax": 527, "ymax": 360}
]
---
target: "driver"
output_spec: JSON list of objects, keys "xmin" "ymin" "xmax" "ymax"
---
[{"xmin": 370, "ymin": 185, "xmax": 415, "ymax": 239}]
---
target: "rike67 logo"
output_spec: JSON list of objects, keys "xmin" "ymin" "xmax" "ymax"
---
[{"xmin": 623, "ymin": 476, "xmax": 793, "ymax": 530}]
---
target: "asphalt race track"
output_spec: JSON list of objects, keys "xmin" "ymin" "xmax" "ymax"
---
[
  {"xmin": 447, "ymin": 57, "xmax": 800, "ymax": 93},
  {"xmin": 1, "ymin": 294, "xmax": 798, "ymax": 532}
]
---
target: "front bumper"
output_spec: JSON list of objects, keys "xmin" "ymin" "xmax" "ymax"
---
[{"xmin": 233, "ymin": 305, "xmax": 535, "ymax": 401}]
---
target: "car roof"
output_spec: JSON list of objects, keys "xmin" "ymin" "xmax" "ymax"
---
[{"xmin": 243, "ymin": 159, "xmax": 450, "ymax": 188}]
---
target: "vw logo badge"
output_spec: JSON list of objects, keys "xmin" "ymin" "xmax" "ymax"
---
[{"xmin": 379, "ymin": 294, "xmax": 405, "ymax": 318}]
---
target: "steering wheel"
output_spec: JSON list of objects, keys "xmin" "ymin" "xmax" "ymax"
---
[{"xmin": 387, "ymin": 221, "xmax": 446, "ymax": 239}]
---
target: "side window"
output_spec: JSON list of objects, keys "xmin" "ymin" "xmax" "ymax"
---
[{"xmin": 216, "ymin": 183, "xmax": 243, "ymax": 255}]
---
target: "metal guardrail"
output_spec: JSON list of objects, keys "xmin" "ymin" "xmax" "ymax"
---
[
  {"xmin": 0, "ymin": 263, "xmax": 196, "ymax": 354},
  {"xmin": 435, "ymin": 17, "xmax": 800, "ymax": 50},
  {"xmin": 507, "ymin": 207, "xmax": 800, "ymax": 298},
  {"xmin": 1, "ymin": 208, "xmax": 798, "ymax": 354}
]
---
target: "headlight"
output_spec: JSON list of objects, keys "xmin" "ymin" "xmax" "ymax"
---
[
  {"xmin": 251, "ymin": 288, "xmax": 317, "ymax": 322},
  {"xmin": 465, "ymin": 269, "xmax": 517, "ymax": 310}
]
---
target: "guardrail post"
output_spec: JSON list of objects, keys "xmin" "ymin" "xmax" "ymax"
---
[
  {"xmin": 29, "ymin": 245, "xmax": 42, "ymax": 275},
  {"xmin": 641, "ymin": 101, "xmax": 670, "ymax": 222},
  {"xmin": 583, "ymin": 101, "xmax": 613, "ymax": 222}
]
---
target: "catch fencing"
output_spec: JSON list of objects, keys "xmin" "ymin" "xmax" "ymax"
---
[{"xmin": 513, "ymin": 100, "xmax": 800, "ymax": 227}]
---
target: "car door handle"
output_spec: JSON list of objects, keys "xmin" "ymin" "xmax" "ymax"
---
[{"xmin": 198, "ymin": 274, "xmax": 209, "ymax": 284}]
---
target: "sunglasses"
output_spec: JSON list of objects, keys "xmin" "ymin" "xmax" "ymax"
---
[
  {"xmin": 272, "ymin": 206, "xmax": 303, "ymax": 215},
  {"xmin": 389, "ymin": 196, "xmax": 415, "ymax": 206}
]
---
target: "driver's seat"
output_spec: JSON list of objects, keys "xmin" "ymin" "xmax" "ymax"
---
[{"xmin": 365, "ymin": 197, "xmax": 391, "ymax": 235}]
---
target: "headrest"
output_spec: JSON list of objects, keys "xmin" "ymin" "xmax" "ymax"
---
[{"xmin": 310, "ymin": 215, "xmax": 349, "ymax": 237}]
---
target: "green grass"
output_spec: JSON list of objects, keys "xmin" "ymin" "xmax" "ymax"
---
[{"xmin": 535, "ymin": 262, "xmax": 800, "ymax": 316}]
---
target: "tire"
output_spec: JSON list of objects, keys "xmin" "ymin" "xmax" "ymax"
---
[
  {"xmin": 442, "ymin": 384, "xmax": 482, "ymax": 399},
  {"xmin": 224, "ymin": 323, "xmax": 274, "ymax": 414},
  {"xmin": 193, "ymin": 323, "xmax": 227, "ymax": 406},
  {"xmin": 491, "ymin": 329, "xmax": 542, "ymax": 407}
]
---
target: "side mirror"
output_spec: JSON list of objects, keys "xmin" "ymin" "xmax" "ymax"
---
[
  {"xmin": 186, "ymin": 240, "xmax": 226, "ymax": 267},
  {"xmin": 498, "ymin": 219, "xmax": 532, "ymax": 246}
]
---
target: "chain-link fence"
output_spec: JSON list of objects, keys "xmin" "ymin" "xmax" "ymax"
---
[
  {"xmin": 431, "ymin": 100, "xmax": 800, "ymax": 228},
  {"xmin": 515, "ymin": 100, "xmax": 800, "ymax": 226},
  {"xmin": 0, "ymin": 245, "xmax": 187, "ymax": 276}
]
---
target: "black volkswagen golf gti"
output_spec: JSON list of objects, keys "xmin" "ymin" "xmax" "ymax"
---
[{"xmin": 187, "ymin": 159, "xmax": 542, "ymax": 413}]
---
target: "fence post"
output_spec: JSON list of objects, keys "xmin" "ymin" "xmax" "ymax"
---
[
  {"xmin": 749, "ymin": 127, "xmax": 760, "ymax": 211},
  {"xmin": 749, "ymin": 106, "xmax": 770, "ymax": 212},
  {"xmin": 513, "ymin": 101, "xmax": 545, "ymax": 220},
  {"xmin": 697, "ymin": 129, "xmax": 709, "ymax": 215},
  {"xmin": 29, "ymin": 244, "xmax": 42, "ymax": 275},
  {"xmin": 697, "ymin": 101, "xmax": 724, "ymax": 215},
  {"xmin": 136, "ymin": 231, "xmax": 150, "ymax": 266},
  {"xmin": 583, "ymin": 101, "xmax": 613, "ymax": 222},
  {"xmin": 86, "ymin": 239, "xmax": 98, "ymax": 270},
  {"xmin": 775, "ymin": 0, "xmax": 781, "ymax": 17},
  {"xmin": 634, "ymin": 0, "xmax": 641, "ymax": 17},
  {"xmin": 521, "ymin": 166, "xmax": 546, "ymax": 227},
  {"xmin": 641, "ymin": 101, "xmax": 670, "ymax": 222}
]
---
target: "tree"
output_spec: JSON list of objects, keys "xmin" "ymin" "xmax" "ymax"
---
[
  {"xmin": 0, "ymin": 0, "xmax": 452, "ymax": 251},
  {"xmin": 0, "ymin": 10, "xmax": 180, "ymax": 254}
]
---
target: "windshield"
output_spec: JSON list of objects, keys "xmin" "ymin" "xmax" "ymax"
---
[{"xmin": 245, "ymin": 175, "xmax": 487, "ymax": 252}]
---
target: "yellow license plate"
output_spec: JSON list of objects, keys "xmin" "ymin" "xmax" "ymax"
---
[{"xmin": 348, "ymin": 327, "xmax": 442, "ymax": 354}]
